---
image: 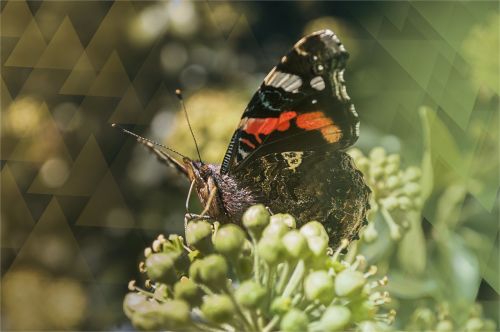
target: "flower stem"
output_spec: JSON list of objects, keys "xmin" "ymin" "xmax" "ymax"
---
[
  {"xmin": 282, "ymin": 260, "xmax": 305, "ymax": 298},
  {"xmin": 276, "ymin": 262, "xmax": 291, "ymax": 294},
  {"xmin": 381, "ymin": 206, "xmax": 401, "ymax": 240},
  {"xmin": 262, "ymin": 315, "xmax": 280, "ymax": 332},
  {"xmin": 251, "ymin": 237, "xmax": 261, "ymax": 284},
  {"xmin": 224, "ymin": 283, "xmax": 256, "ymax": 331}
]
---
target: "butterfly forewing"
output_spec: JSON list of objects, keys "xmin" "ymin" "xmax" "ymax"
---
[{"xmin": 221, "ymin": 29, "xmax": 360, "ymax": 175}]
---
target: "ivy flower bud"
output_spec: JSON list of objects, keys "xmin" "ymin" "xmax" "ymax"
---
[
  {"xmin": 384, "ymin": 163, "xmax": 399, "ymax": 176},
  {"xmin": 123, "ymin": 292, "xmax": 148, "ymax": 318},
  {"xmin": 174, "ymin": 278, "xmax": 203, "ymax": 307},
  {"xmin": 381, "ymin": 196, "xmax": 398, "ymax": 211},
  {"xmin": 356, "ymin": 157, "xmax": 370, "ymax": 174},
  {"xmin": 358, "ymin": 321, "xmax": 390, "ymax": 332},
  {"xmin": 483, "ymin": 319, "xmax": 497, "ymax": 332},
  {"xmin": 199, "ymin": 254, "xmax": 228, "ymax": 290},
  {"xmin": 158, "ymin": 299, "xmax": 190, "ymax": 328},
  {"xmin": 145, "ymin": 253, "xmax": 177, "ymax": 285},
  {"xmin": 369, "ymin": 147, "xmax": 386, "ymax": 164},
  {"xmin": 362, "ymin": 222, "xmax": 378, "ymax": 242},
  {"xmin": 257, "ymin": 237, "xmax": 285, "ymax": 265},
  {"xmin": 280, "ymin": 309, "xmax": 309, "ymax": 332},
  {"xmin": 335, "ymin": 270, "xmax": 366, "ymax": 297},
  {"xmin": 131, "ymin": 301, "xmax": 164, "ymax": 331},
  {"xmin": 465, "ymin": 317, "xmax": 484, "ymax": 332},
  {"xmin": 304, "ymin": 271, "xmax": 334, "ymax": 305},
  {"xmin": 186, "ymin": 220, "xmax": 213, "ymax": 254},
  {"xmin": 318, "ymin": 306, "xmax": 351, "ymax": 331},
  {"xmin": 350, "ymin": 300, "xmax": 376, "ymax": 322},
  {"xmin": 403, "ymin": 166, "xmax": 421, "ymax": 182},
  {"xmin": 403, "ymin": 182, "xmax": 421, "ymax": 197},
  {"xmin": 282, "ymin": 230, "xmax": 309, "ymax": 260},
  {"xmin": 188, "ymin": 259, "xmax": 203, "ymax": 283},
  {"xmin": 370, "ymin": 166, "xmax": 384, "ymax": 180},
  {"xmin": 306, "ymin": 235, "xmax": 328, "ymax": 256},
  {"xmin": 397, "ymin": 196, "xmax": 412, "ymax": 210},
  {"xmin": 214, "ymin": 224, "xmax": 246, "ymax": 260},
  {"xmin": 270, "ymin": 296, "xmax": 292, "ymax": 315},
  {"xmin": 235, "ymin": 256, "xmax": 253, "ymax": 280},
  {"xmin": 242, "ymin": 204, "xmax": 270, "ymax": 238},
  {"xmin": 201, "ymin": 294, "xmax": 235, "ymax": 324},
  {"xmin": 435, "ymin": 320, "xmax": 454, "ymax": 331},
  {"xmin": 235, "ymin": 280, "xmax": 266, "ymax": 309},
  {"xmin": 172, "ymin": 251, "xmax": 190, "ymax": 274},
  {"xmin": 263, "ymin": 221, "xmax": 290, "ymax": 239},
  {"xmin": 348, "ymin": 148, "xmax": 364, "ymax": 162},
  {"xmin": 153, "ymin": 284, "xmax": 168, "ymax": 301},
  {"xmin": 300, "ymin": 221, "xmax": 329, "ymax": 241},
  {"xmin": 386, "ymin": 154, "xmax": 400, "ymax": 168},
  {"xmin": 385, "ymin": 175, "xmax": 401, "ymax": 190},
  {"xmin": 270, "ymin": 213, "xmax": 296, "ymax": 229}
]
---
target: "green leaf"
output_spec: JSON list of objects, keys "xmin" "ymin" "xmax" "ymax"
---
[
  {"xmin": 397, "ymin": 211, "xmax": 427, "ymax": 275},
  {"xmin": 434, "ymin": 233, "xmax": 481, "ymax": 305},
  {"xmin": 419, "ymin": 106, "xmax": 434, "ymax": 203},
  {"xmin": 420, "ymin": 106, "xmax": 465, "ymax": 193},
  {"xmin": 387, "ymin": 271, "xmax": 437, "ymax": 299},
  {"xmin": 435, "ymin": 184, "xmax": 467, "ymax": 229}
]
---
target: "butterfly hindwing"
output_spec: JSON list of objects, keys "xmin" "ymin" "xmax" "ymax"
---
[
  {"xmin": 221, "ymin": 29, "xmax": 360, "ymax": 174},
  {"xmin": 232, "ymin": 150, "xmax": 371, "ymax": 245}
]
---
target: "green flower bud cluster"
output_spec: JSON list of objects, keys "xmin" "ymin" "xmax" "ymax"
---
[
  {"xmin": 348, "ymin": 147, "xmax": 423, "ymax": 241},
  {"xmin": 124, "ymin": 205, "xmax": 394, "ymax": 331},
  {"xmin": 405, "ymin": 303, "xmax": 497, "ymax": 332}
]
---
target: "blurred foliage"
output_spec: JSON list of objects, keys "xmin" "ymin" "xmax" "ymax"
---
[
  {"xmin": 1, "ymin": 0, "xmax": 498, "ymax": 330},
  {"xmin": 462, "ymin": 13, "xmax": 500, "ymax": 96}
]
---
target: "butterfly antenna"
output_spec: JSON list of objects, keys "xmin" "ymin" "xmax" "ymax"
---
[
  {"xmin": 175, "ymin": 89, "xmax": 203, "ymax": 162},
  {"xmin": 111, "ymin": 123, "xmax": 187, "ymax": 159}
]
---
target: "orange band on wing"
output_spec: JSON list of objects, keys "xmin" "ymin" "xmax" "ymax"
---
[
  {"xmin": 244, "ymin": 111, "xmax": 297, "ymax": 143},
  {"xmin": 296, "ymin": 111, "xmax": 333, "ymax": 129},
  {"xmin": 296, "ymin": 111, "xmax": 341, "ymax": 143}
]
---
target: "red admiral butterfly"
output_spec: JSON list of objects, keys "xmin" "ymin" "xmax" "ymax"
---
[{"xmin": 115, "ymin": 29, "xmax": 370, "ymax": 245}]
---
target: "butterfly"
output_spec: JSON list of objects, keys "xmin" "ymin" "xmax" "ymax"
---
[{"xmin": 116, "ymin": 29, "xmax": 370, "ymax": 245}]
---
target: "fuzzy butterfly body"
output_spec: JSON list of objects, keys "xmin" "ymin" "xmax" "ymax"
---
[{"xmin": 131, "ymin": 29, "xmax": 370, "ymax": 246}]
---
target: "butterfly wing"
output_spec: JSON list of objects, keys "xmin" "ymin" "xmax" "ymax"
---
[{"xmin": 221, "ymin": 29, "xmax": 360, "ymax": 175}]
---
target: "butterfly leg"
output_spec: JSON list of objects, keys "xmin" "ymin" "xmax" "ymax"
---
[
  {"xmin": 183, "ymin": 185, "xmax": 218, "ymax": 229},
  {"xmin": 266, "ymin": 206, "xmax": 274, "ymax": 215},
  {"xmin": 200, "ymin": 186, "xmax": 217, "ymax": 219}
]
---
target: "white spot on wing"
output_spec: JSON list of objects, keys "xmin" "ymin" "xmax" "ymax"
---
[
  {"xmin": 264, "ymin": 67, "xmax": 277, "ymax": 86},
  {"xmin": 238, "ymin": 147, "xmax": 249, "ymax": 160},
  {"xmin": 310, "ymin": 76, "xmax": 325, "ymax": 91},
  {"xmin": 264, "ymin": 70, "xmax": 302, "ymax": 93}
]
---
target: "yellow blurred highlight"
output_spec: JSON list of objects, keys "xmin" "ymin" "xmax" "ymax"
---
[
  {"xmin": 40, "ymin": 158, "xmax": 70, "ymax": 188},
  {"xmin": 3, "ymin": 97, "xmax": 43, "ymax": 137},
  {"xmin": 2, "ymin": 268, "xmax": 88, "ymax": 330},
  {"xmin": 165, "ymin": 89, "xmax": 246, "ymax": 163}
]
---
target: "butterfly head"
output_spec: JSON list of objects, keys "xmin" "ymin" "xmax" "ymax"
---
[
  {"xmin": 184, "ymin": 159, "xmax": 224, "ymax": 214},
  {"xmin": 185, "ymin": 159, "xmax": 211, "ymax": 190}
]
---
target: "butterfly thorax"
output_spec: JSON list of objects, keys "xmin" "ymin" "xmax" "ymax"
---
[{"xmin": 185, "ymin": 159, "xmax": 259, "ymax": 223}]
